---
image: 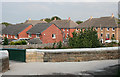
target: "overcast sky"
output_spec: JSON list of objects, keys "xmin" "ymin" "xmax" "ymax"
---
[{"xmin": 1, "ymin": 1, "xmax": 119, "ymax": 24}]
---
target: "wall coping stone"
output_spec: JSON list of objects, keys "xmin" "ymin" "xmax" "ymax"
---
[
  {"xmin": 0, "ymin": 50, "xmax": 8, "ymax": 59},
  {"xmin": 26, "ymin": 47, "xmax": 119, "ymax": 53}
]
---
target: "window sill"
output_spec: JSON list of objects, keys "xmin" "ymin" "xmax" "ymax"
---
[{"xmin": 52, "ymin": 37, "xmax": 56, "ymax": 39}]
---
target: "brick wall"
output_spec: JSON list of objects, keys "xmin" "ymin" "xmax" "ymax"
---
[
  {"xmin": 26, "ymin": 47, "xmax": 119, "ymax": 62},
  {"xmin": 3, "ymin": 43, "xmax": 68, "ymax": 49}
]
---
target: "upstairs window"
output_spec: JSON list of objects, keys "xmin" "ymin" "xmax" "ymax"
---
[
  {"xmin": 52, "ymin": 34, "xmax": 56, "ymax": 39},
  {"xmin": 76, "ymin": 28, "xmax": 78, "ymax": 31},
  {"xmin": 112, "ymin": 28, "xmax": 115, "ymax": 31},
  {"xmin": 107, "ymin": 27, "xmax": 109, "ymax": 31},
  {"xmin": 63, "ymin": 29, "xmax": 65, "ymax": 31}
]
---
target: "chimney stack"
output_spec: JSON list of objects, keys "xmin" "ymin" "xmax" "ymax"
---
[
  {"xmin": 28, "ymin": 18, "xmax": 31, "ymax": 21},
  {"xmin": 90, "ymin": 16, "xmax": 93, "ymax": 20},
  {"xmin": 43, "ymin": 19, "xmax": 45, "ymax": 21},
  {"xmin": 68, "ymin": 17, "xmax": 71, "ymax": 20},
  {"xmin": 112, "ymin": 13, "xmax": 114, "ymax": 17}
]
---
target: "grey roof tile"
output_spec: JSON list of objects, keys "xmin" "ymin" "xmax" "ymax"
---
[
  {"xmin": 76, "ymin": 16, "xmax": 118, "ymax": 28},
  {"xmin": 50, "ymin": 20, "xmax": 78, "ymax": 28},
  {"xmin": 27, "ymin": 23, "xmax": 54, "ymax": 34},
  {"xmin": 2, "ymin": 24, "xmax": 32, "ymax": 35},
  {"xmin": 28, "ymin": 38, "xmax": 42, "ymax": 44},
  {"xmin": 25, "ymin": 20, "xmax": 47, "ymax": 26}
]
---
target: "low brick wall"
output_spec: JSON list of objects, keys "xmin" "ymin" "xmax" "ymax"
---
[
  {"xmin": 0, "ymin": 50, "xmax": 9, "ymax": 72},
  {"xmin": 3, "ymin": 43, "xmax": 68, "ymax": 49},
  {"xmin": 26, "ymin": 47, "xmax": 120, "ymax": 62}
]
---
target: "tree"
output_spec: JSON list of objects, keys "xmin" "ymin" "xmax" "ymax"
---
[
  {"xmin": 51, "ymin": 16, "xmax": 61, "ymax": 21},
  {"xmin": 76, "ymin": 21, "xmax": 83, "ymax": 24},
  {"xmin": 3, "ymin": 37, "xmax": 8, "ymax": 45},
  {"xmin": 2, "ymin": 22, "xmax": 12, "ymax": 26},
  {"xmin": 45, "ymin": 18, "xmax": 51, "ymax": 23},
  {"xmin": 68, "ymin": 28, "xmax": 101, "ymax": 48}
]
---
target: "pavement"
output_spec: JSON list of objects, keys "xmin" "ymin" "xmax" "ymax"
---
[{"xmin": 1, "ymin": 59, "xmax": 119, "ymax": 76}]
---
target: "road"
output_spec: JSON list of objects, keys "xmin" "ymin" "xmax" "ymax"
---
[{"xmin": 1, "ymin": 59, "xmax": 119, "ymax": 75}]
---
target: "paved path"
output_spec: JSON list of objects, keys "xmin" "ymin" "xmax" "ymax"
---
[{"xmin": 2, "ymin": 59, "xmax": 119, "ymax": 75}]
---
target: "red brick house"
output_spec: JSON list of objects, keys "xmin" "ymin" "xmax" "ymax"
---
[
  {"xmin": 76, "ymin": 14, "xmax": 119, "ymax": 43},
  {"xmin": 50, "ymin": 17, "xmax": 78, "ymax": 40},
  {"xmin": 27, "ymin": 23, "xmax": 63, "ymax": 44},
  {"xmin": 2, "ymin": 24, "xmax": 33, "ymax": 40}
]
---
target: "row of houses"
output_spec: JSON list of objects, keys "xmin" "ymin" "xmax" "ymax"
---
[{"xmin": 1, "ymin": 14, "xmax": 120, "ymax": 44}]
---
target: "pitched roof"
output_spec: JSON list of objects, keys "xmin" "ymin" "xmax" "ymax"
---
[
  {"xmin": 27, "ymin": 23, "xmax": 57, "ymax": 34},
  {"xmin": 50, "ymin": 20, "xmax": 78, "ymax": 28},
  {"xmin": 2, "ymin": 24, "xmax": 32, "ymax": 35},
  {"xmin": 0, "ymin": 24, "xmax": 6, "ymax": 34},
  {"xmin": 25, "ymin": 20, "xmax": 47, "ymax": 26},
  {"xmin": 28, "ymin": 38, "xmax": 42, "ymax": 44},
  {"xmin": 76, "ymin": 16, "xmax": 118, "ymax": 28},
  {"xmin": 0, "ymin": 24, "xmax": 6, "ymax": 30}
]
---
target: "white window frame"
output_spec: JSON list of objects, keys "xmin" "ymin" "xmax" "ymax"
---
[
  {"xmin": 7, "ymin": 34, "xmax": 8, "ymax": 38},
  {"xmin": 52, "ymin": 34, "xmax": 56, "ymax": 39},
  {"xmin": 112, "ymin": 28, "xmax": 115, "ymax": 31},
  {"xmin": 107, "ymin": 27, "xmax": 109, "ymax": 31},
  {"xmin": 15, "ymin": 35, "xmax": 17, "ymax": 39},
  {"xmin": 67, "ymin": 33, "xmax": 69, "ymax": 37},
  {"xmin": 11, "ymin": 35, "xmax": 13, "ymax": 38},
  {"xmin": 76, "ymin": 28, "xmax": 78, "ymax": 31},
  {"xmin": 101, "ymin": 33, "xmax": 103, "ymax": 37},
  {"xmin": 106, "ymin": 33, "xmax": 109, "ymax": 39},
  {"xmin": 36, "ymin": 34, "xmax": 40, "ymax": 38},
  {"xmin": 95, "ymin": 27, "xmax": 98, "ymax": 31},
  {"xmin": 67, "ymin": 29, "xmax": 69, "ymax": 31},
  {"xmin": 112, "ymin": 33, "xmax": 115, "ymax": 37},
  {"xmin": 29, "ymin": 34, "xmax": 32, "ymax": 37},
  {"xmin": 101, "ymin": 27, "xmax": 103, "ymax": 31}
]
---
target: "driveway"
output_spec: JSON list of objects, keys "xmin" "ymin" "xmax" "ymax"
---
[{"xmin": 1, "ymin": 59, "xmax": 119, "ymax": 75}]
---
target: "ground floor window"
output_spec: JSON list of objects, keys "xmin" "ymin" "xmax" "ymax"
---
[
  {"xmin": 101, "ymin": 33, "xmax": 103, "ymax": 37},
  {"xmin": 29, "ymin": 34, "xmax": 32, "ymax": 37},
  {"xmin": 36, "ymin": 34, "xmax": 40, "ymax": 38},
  {"xmin": 112, "ymin": 34, "xmax": 115, "ymax": 37},
  {"xmin": 15, "ymin": 35, "xmax": 17, "ymax": 39},
  {"xmin": 106, "ymin": 34, "xmax": 109, "ymax": 39}
]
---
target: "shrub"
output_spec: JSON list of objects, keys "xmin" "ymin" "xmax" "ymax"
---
[
  {"xmin": 21, "ymin": 40, "xmax": 27, "ymax": 45},
  {"xmin": 9, "ymin": 41, "xmax": 14, "ymax": 45},
  {"xmin": 9, "ymin": 40, "xmax": 27, "ymax": 45},
  {"xmin": 57, "ymin": 41, "xmax": 62, "ymax": 49},
  {"xmin": 52, "ymin": 42, "xmax": 56, "ymax": 49},
  {"xmin": 68, "ymin": 28, "xmax": 101, "ymax": 48},
  {"xmin": 3, "ymin": 37, "xmax": 8, "ymax": 45}
]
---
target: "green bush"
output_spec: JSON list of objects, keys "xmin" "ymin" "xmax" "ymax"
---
[
  {"xmin": 56, "ymin": 41, "xmax": 62, "ymax": 49},
  {"xmin": 3, "ymin": 37, "xmax": 8, "ymax": 45},
  {"xmin": 68, "ymin": 28, "xmax": 101, "ymax": 48},
  {"xmin": 9, "ymin": 40, "xmax": 27, "ymax": 45}
]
